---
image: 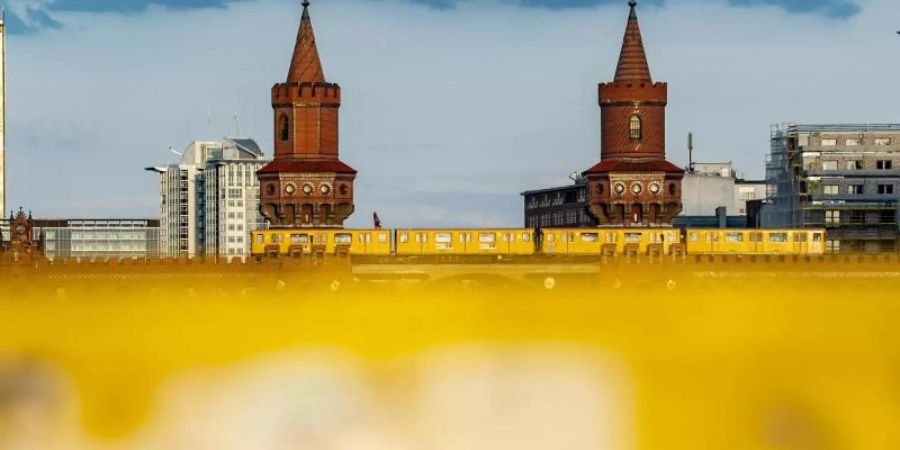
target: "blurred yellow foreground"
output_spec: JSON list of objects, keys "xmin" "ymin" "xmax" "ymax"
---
[{"xmin": 1, "ymin": 257, "xmax": 899, "ymax": 449}]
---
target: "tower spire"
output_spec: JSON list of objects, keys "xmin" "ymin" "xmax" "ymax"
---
[
  {"xmin": 287, "ymin": 0, "xmax": 325, "ymax": 83},
  {"xmin": 614, "ymin": 0, "xmax": 652, "ymax": 82}
]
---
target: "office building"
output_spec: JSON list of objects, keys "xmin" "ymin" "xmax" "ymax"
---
[
  {"xmin": 762, "ymin": 124, "xmax": 900, "ymax": 253},
  {"xmin": 147, "ymin": 138, "xmax": 269, "ymax": 258}
]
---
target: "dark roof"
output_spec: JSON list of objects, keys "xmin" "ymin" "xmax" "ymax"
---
[
  {"xmin": 257, "ymin": 159, "xmax": 357, "ymax": 174},
  {"xmin": 231, "ymin": 138, "xmax": 264, "ymax": 156},
  {"xmin": 583, "ymin": 159, "xmax": 684, "ymax": 174}
]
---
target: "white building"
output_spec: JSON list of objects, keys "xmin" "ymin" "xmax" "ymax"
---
[
  {"xmin": 146, "ymin": 138, "xmax": 269, "ymax": 258},
  {"xmin": 681, "ymin": 162, "xmax": 766, "ymax": 216}
]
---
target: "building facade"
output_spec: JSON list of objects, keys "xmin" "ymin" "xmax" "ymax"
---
[
  {"xmin": 762, "ymin": 124, "xmax": 900, "ymax": 253},
  {"xmin": 521, "ymin": 180, "xmax": 598, "ymax": 228},
  {"xmin": 147, "ymin": 138, "xmax": 269, "ymax": 258},
  {"xmin": 39, "ymin": 219, "xmax": 160, "ymax": 261},
  {"xmin": 257, "ymin": 1, "xmax": 357, "ymax": 228},
  {"xmin": 682, "ymin": 162, "xmax": 766, "ymax": 217},
  {"xmin": 582, "ymin": 0, "xmax": 684, "ymax": 226}
]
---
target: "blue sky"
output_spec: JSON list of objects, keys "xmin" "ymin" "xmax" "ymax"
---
[{"xmin": 3, "ymin": 0, "xmax": 899, "ymax": 226}]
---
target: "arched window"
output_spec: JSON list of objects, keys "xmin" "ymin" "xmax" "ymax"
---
[
  {"xmin": 629, "ymin": 115, "xmax": 642, "ymax": 141},
  {"xmin": 279, "ymin": 114, "xmax": 290, "ymax": 142}
]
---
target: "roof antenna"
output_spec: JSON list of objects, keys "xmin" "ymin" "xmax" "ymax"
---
[
  {"xmin": 169, "ymin": 145, "xmax": 183, "ymax": 156},
  {"xmin": 687, "ymin": 132, "xmax": 694, "ymax": 173}
]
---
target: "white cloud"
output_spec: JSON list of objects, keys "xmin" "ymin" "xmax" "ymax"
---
[{"xmin": 6, "ymin": 0, "xmax": 900, "ymax": 225}]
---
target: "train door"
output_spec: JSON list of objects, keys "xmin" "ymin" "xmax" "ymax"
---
[
  {"xmin": 768, "ymin": 232, "xmax": 788, "ymax": 253},
  {"xmin": 747, "ymin": 232, "xmax": 761, "ymax": 253},
  {"xmin": 289, "ymin": 233, "xmax": 310, "ymax": 256},
  {"xmin": 415, "ymin": 232, "xmax": 428, "ymax": 254},
  {"xmin": 460, "ymin": 232, "xmax": 472, "ymax": 254},
  {"xmin": 687, "ymin": 230, "xmax": 701, "ymax": 254},
  {"xmin": 357, "ymin": 232, "xmax": 372, "ymax": 255},
  {"xmin": 792, "ymin": 232, "xmax": 808, "ymax": 254},
  {"xmin": 705, "ymin": 231, "xmax": 721, "ymax": 253}
]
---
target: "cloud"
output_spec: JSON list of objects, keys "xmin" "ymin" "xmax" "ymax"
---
[{"xmin": 0, "ymin": 0, "xmax": 864, "ymax": 34}]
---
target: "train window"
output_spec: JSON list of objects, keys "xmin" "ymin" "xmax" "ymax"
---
[
  {"xmin": 705, "ymin": 233, "xmax": 720, "ymax": 243},
  {"xmin": 522, "ymin": 233, "xmax": 531, "ymax": 242},
  {"xmin": 793, "ymin": 232, "xmax": 807, "ymax": 243},
  {"xmin": 769, "ymin": 233, "xmax": 787, "ymax": 243},
  {"xmin": 272, "ymin": 234, "xmax": 285, "ymax": 244},
  {"xmin": 813, "ymin": 233, "xmax": 823, "ymax": 243},
  {"xmin": 378, "ymin": 233, "xmax": 388, "ymax": 243},
  {"xmin": 547, "ymin": 234, "xmax": 555, "ymax": 242},
  {"xmin": 624, "ymin": 233, "xmax": 642, "ymax": 243},
  {"xmin": 666, "ymin": 231, "xmax": 676, "ymax": 242},
  {"xmin": 314, "ymin": 234, "xmax": 328, "ymax": 244},
  {"xmin": 479, "ymin": 233, "xmax": 497, "ymax": 250},
  {"xmin": 256, "ymin": 234, "xmax": 264, "ymax": 244},
  {"xmin": 415, "ymin": 233, "xmax": 428, "ymax": 243},
  {"xmin": 581, "ymin": 233, "xmax": 599, "ymax": 243},
  {"xmin": 290, "ymin": 234, "xmax": 308, "ymax": 244},
  {"xmin": 435, "ymin": 233, "xmax": 453, "ymax": 250},
  {"xmin": 725, "ymin": 232, "xmax": 744, "ymax": 242},
  {"xmin": 335, "ymin": 234, "xmax": 352, "ymax": 244},
  {"xmin": 606, "ymin": 233, "xmax": 617, "ymax": 243},
  {"xmin": 689, "ymin": 232, "xmax": 699, "ymax": 242},
  {"xmin": 399, "ymin": 233, "xmax": 409, "ymax": 244}
]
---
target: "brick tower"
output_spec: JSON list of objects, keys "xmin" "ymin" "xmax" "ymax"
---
[
  {"xmin": 258, "ymin": 0, "xmax": 356, "ymax": 228},
  {"xmin": 583, "ymin": 0, "xmax": 683, "ymax": 226}
]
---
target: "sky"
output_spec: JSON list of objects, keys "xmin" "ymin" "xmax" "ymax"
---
[{"xmin": 3, "ymin": 0, "xmax": 899, "ymax": 227}]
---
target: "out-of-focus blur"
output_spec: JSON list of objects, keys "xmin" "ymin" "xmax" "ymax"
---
[{"xmin": 1, "ymin": 257, "xmax": 899, "ymax": 449}]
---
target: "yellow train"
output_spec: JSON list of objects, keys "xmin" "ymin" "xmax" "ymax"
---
[{"xmin": 252, "ymin": 227, "xmax": 827, "ymax": 258}]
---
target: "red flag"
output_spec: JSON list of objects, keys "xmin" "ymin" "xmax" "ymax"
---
[{"xmin": 373, "ymin": 212, "xmax": 382, "ymax": 229}]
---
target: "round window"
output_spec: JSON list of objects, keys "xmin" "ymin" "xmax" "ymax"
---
[
  {"xmin": 339, "ymin": 184, "xmax": 350, "ymax": 196},
  {"xmin": 649, "ymin": 182, "xmax": 660, "ymax": 194},
  {"xmin": 266, "ymin": 184, "xmax": 276, "ymax": 195},
  {"xmin": 320, "ymin": 184, "xmax": 332, "ymax": 195},
  {"xmin": 284, "ymin": 184, "xmax": 296, "ymax": 195},
  {"xmin": 668, "ymin": 183, "xmax": 677, "ymax": 195},
  {"xmin": 596, "ymin": 184, "xmax": 604, "ymax": 195},
  {"xmin": 631, "ymin": 183, "xmax": 643, "ymax": 194},
  {"xmin": 614, "ymin": 183, "xmax": 626, "ymax": 195},
  {"xmin": 302, "ymin": 183, "xmax": 314, "ymax": 195}
]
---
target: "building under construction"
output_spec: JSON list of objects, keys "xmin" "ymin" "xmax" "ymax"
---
[{"xmin": 762, "ymin": 124, "xmax": 900, "ymax": 253}]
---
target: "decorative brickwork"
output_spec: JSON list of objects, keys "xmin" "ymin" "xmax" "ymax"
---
[
  {"xmin": 583, "ymin": 0, "xmax": 683, "ymax": 226},
  {"xmin": 258, "ymin": 1, "xmax": 356, "ymax": 228}
]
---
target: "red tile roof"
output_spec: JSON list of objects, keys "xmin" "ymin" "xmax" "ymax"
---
[
  {"xmin": 583, "ymin": 159, "xmax": 684, "ymax": 174},
  {"xmin": 257, "ymin": 159, "xmax": 357, "ymax": 175}
]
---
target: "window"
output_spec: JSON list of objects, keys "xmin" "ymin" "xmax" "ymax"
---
[
  {"xmin": 624, "ymin": 233, "xmax": 642, "ymax": 243},
  {"xmin": 846, "ymin": 138, "xmax": 860, "ymax": 146},
  {"xmin": 399, "ymin": 233, "xmax": 409, "ymax": 244},
  {"xmin": 271, "ymin": 234, "xmax": 285, "ymax": 244},
  {"xmin": 749, "ymin": 232, "xmax": 763, "ymax": 243},
  {"xmin": 849, "ymin": 185, "xmax": 864, "ymax": 195},
  {"xmin": 378, "ymin": 233, "xmax": 388, "ymax": 243},
  {"xmin": 415, "ymin": 233, "xmax": 428, "ymax": 243},
  {"xmin": 877, "ymin": 160, "xmax": 893, "ymax": 170},
  {"xmin": 629, "ymin": 115, "xmax": 642, "ymax": 140},
  {"xmin": 826, "ymin": 240, "xmax": 840, "ymax": 253},
  {"xmin": 725, "ymin": 232, "xmax": 744, "ymax": 243},
  {"xmin": 825, "ymin": 210, "xmax": 840, "ymax": 225},
  {"xmin": 478, "ymin": 233, "xmax": 497, "ymax": 249},
  {"xmin": 821, "ymin": 138, "xmax": 837, "ymax": 146},
  {"xmin": 768, "ymin": 233, "xmax": 787, "ymax": 243},
  {"xmin": 435, "ymin": 233, "xmax": 453, "ymax": 250},
  {"xmin": 845, "ymin": 160, "xmax": 863, "ymax": 170},
  {"xmin": 290, "ymin": 234, "xmax": 308, "ymax": 244},
  {"xmin": 878, "ymin": 184, "xmax": 894, "ymax": 194},
  {"xmin": 335, "ymin": 234, "xmax": 352, "ymax": 244},
  {"xmin": 793, "ymin": 233, "xmax": 807, "ymax": 243},
  {"xmin": 581, "ymin": 233, "xmax": 599, "ymax": 243},
  {"xmin": 875, "ymin": 138, "xmax": 892, "ymax": 146},
  {"xmin": 280, "ymin": 114, "xmax": 290, "ymax": 141},
  {"xmin": 823, "ymin": 185, "xmax": 839, "ymax": 195},
  {"xmin": 522, "ymin": 233, "xmax": 531, "ymax": 242},
  {"xmin": 566, "ymin": 210, "xmax": 577, "ymax": 224},
  {"xmin": 821, "ymin": 161, "xmax": 838, "ymax": 171}
]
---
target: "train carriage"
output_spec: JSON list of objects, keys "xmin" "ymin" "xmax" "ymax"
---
[
  {"xmin": 251, "ymin": 229, "xmax": 392, "ymax": 257},
  {"xmin": 394, "ymin": 229, "xmax": 536, "ymax": 256},
  {"xmin": 541, "ymin": 228, "xmax": 682, "ymax": 256},
  {"xmin": 685, "ymin": 229, "xmax": 825, "ymax": 255}
]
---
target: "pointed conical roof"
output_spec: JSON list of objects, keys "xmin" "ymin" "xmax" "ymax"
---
[
  {"xmin": 613, "ymin": 0, "xmax": 652, "ymax": 83},
  {"xmin": 287, "ymin": 0, "xmax": 325, "ymax": 83}
]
